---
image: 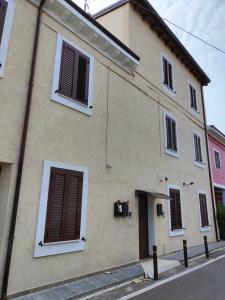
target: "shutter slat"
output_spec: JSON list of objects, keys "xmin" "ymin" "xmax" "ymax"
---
[{"xmin": 0, "ymin": 0, "xmax": 8, "ymax": 46}]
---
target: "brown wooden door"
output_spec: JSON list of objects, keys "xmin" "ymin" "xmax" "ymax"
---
[{"xmin": 138, "ymin": 194, "xmax": 149, "ymax": 259}]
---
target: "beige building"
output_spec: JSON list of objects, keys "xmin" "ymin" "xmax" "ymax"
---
[{"xmin": 0, "ymin": 0, "xmax": 218, "ymax": 298}]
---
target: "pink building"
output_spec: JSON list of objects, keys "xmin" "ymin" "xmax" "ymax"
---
[{"xmin": 208, "ymin": 125, "xmax": 225, "ymax": 205}]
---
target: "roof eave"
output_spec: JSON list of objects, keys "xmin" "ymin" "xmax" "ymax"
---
[{"xmin": 94, "ymin": 0, "xmax": 210, "ymax": 85}]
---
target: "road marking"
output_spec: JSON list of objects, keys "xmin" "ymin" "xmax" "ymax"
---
[{"xmin": 119, "ymin": 254, "xmax": 225, "ymax": 299}]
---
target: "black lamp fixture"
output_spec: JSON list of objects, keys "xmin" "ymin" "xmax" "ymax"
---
[{"xmin": 183, "ymin": 182, "xmax": 194, "ymax": 187}]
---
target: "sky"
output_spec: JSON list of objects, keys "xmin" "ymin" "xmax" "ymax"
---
[{"xmin": 73, "ymin": 0, "xmax": 225, "ymax": 134}]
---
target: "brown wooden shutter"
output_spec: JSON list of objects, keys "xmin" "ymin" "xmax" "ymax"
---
[
  {"xmin": 170, "ymin": 189, "xmax": 182, "ymax": 230},
  {"xmin": 76, "ymin": 52, "xmax": 90, "ymax": 105},
  {"xmin": 0, "ymin": 0, "xmax": 7, "ymax": 46},
  {"xmin": 199, "ymin": 194, "xmax": 209, "ymax": 227},
  {"xmin": 168, "ymin": 63, "xmax": 173, "ymax": 89},
  {"xmin": 166, "ymin": 116, "xmax": 172, "ymax": 149},
  {"xmin": 45, "ymin": 168, "xmax": 83, "ymax": 243},
  {"xmin": 166, "ymin": 116, "xmax": 177, "ymax": 151},
  {"xmin": 171, "ymin": 119, "xmax": 177, "ymax": 150},
  {"xmin": 59, "ymin": 41, "xmax": 90, "ymax": 105},
  {"xmin": 163, "ymin": 58, "xmax": 168, "ymax": 85},
  {"xmin": 59, "ymin": 41, "xmax": 77, "ymax": 100}
]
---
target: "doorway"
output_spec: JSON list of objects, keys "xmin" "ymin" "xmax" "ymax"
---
[{"xmin": 138, "ymin": 194, "xmax": 149, "ymax": 259}]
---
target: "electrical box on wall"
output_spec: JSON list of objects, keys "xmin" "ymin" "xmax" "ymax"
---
[
  {"xmin": 114, "ymin": 201, "xmax": 129, "ymax": 217},
  {"xmin": 157, "ymin": 203, "xmax": 164, "ymax": 216}
]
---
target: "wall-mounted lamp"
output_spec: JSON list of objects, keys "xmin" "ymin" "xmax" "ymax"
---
[
  {"xmin": 160, "ymin": 177, "xmax": 168, "ymax": 183},
  {"xmin": 183, "ymin": 182, "xmax": 194, "ymax": 187},
  {"xmin": 106, "ymin": 164, "xmax": 113, "ymax": 169}
]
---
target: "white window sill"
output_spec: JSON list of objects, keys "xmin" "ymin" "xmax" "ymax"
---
[
  {"xmin": 195, "ymin": 161, "xmax": 205, "ymax": 169},
  {"xmin": 51, "ymin": 92, "xmax": 92, "ymax": 116},
  {"xmin": 191, "ymin": 108, "xmax": 200, "ymax": 117},
  {"xmin": 162, "ymin": 83, "xmax": 176, "ymax": 98},
  {"xmin": 200, "ymin": 226, "xmax": 211, "ymax": 232},
  {"xmin": 165, "ymin": 148, "xmax": 179, "ymax": 158},
  {"xmin": 169, "ymin": 229, "xmax": 184, "ymax": 237},
  {"xmin": 34, "ymin": 239, "xmax": 85, "ymax": 257}
]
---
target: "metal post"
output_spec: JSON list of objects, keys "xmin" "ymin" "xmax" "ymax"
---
[
  {"xmin": 183, "ymin": 240, "xmax": 188, "ymax": 268},
  {"xmin": 204, "ymin": 236, "xmax": 209, "ymax": 259},
  {"xmin": 153, "ymin": 245, "xmax": 158, "ymax": 280}
]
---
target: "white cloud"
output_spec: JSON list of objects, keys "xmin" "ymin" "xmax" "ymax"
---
[{"xmin": 73, "ymin": 0, "xmax": 225, "ymax": 133}]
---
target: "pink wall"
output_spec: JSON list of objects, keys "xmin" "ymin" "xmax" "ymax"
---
[{"xmin": 208, "ymin": 135, "xmax": 225, "ymax": 188}]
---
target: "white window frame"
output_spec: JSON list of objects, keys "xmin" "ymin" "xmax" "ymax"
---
[
  {"xmin": 163, "ymin": 111, "xmax": 179, "ymax": 158},
  {"xmin": 197, "ymin": 191, "xmax": 211, "ymax": 232},
  {"xmin": 192, "ymin": 130, "xmax": 205, "ymax": 168},
  {"xmin": 167, "ymin": 185, "xmax": 184, "ymax": 237},
  {"xmin": 34, "ymin": 160, "xmax": 89, "ymax": 257},
  {"xmin": 188, "ymin": 81, "xmax": 199, "ymax": 115},
  {"xmin": 213, "ymin": 148, "xmax": 222, "ymax": 171},
  {"xmin": 0, "ymin": 0, "xmax": 15, "ymax": 78},
  {"xmin": 51, "ymin": 34, "xmax": 94, "ymax": 116},
  {"xmin": 161, "ymin": 53, "xmax": 176, "ymax": 97}
]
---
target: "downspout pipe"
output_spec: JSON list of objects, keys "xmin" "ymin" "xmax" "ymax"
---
[
  {"xmin": 1, "ymin": 0, "xmax": 46, "ymax": 298},
  {"xmin": 201, "ymin": 86, "xmax": 219, "ymax": 241}
]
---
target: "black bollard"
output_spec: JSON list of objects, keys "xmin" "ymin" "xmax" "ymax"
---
[
  {"xmin": 204, "ymin": 236, "xmax": 209, "ymax": 259},
  {"xmin": 153, "ymin": 245, "xmax": 158, "ymax": 280},
  {"xmin": 183, "ymin": 240, "xmax": 188, "ymax": 268}
]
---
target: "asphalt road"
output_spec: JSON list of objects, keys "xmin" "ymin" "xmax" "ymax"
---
[{"xmin": 132, "ymin": 256, "xmax": 225, "ymax": 300}]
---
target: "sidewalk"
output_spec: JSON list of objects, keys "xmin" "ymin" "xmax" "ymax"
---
[{"xmin": 12, "ymin": 241, "xmax": 225, "ymax": 300}]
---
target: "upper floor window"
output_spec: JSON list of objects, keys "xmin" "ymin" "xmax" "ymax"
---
[
  {"xmin": 162, "ymin": 55, "xmax": 174, "ymax": 91},
  {"xmin": 193, "ymin": 133, "xmax": 203, "ymax": 164},
  {"xmin": 164, "ymin": 113, "xmax": 178, "ymax": 157},
  {"xmin": 189, "ymin": 83, "xmax": 197, "ymax": 111},
  {"xmin": 214, "ymin": 149, "xmax": 221, "ymax": 170},
  {"xmin": 51, "ymin": 34, "xmax": 94, "ymax": 116},
  {"xmin": 0, "ymin": 0, "xmax": 8, "ymax": 45},
  {"xmin": 0, "ymin": 0, "xmax": 15, "ymax": 78}
]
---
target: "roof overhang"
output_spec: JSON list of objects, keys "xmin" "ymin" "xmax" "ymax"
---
[
  {"xmin": 207, "ymin": 125, "xmax": 225, "ymax": 146},
  {"xmin": 30, "ymin": 0, "xmax": 140, "ymax": 72},
  {"xmin": 94, "ymin": 0, "xmax": 210, "ymax": 86},
  {"xmin": 135, "ymin": 190, "xmax": 171, "ymax": 200}
]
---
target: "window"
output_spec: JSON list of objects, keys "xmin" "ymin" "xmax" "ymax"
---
[
  {"xmin": 189, "ymin": 84, "xmax": 197, "ymax": 111},
  {"xmin": 164, "ymin": 113, "xmax": 178, "ymax": 157},
  {"xmin": 193, "ymin": 133, "xmax": 203, "ymax": 163},
  {"xmin": 44, "ymin": 167, "xmax": 83, "ymax": 243},
  {"xmin": 0, "ymin": 0, "xmax": 15, "ymax": 78},
  {"xmin": 34, "ymin": 161, "xmax": 88, "ymax": 257},
  {"xmin": 214, "ymin": 150, "xmax": 221, "ymax": 170},
  {"xmin": 169, "ymin": 188, "xmax": 182, "ymax": 231},
  {"xmin": 199, "ymin": 193, "xmax": 209, "ymax": 228},
  {"xmin": 51, "ymin": 34, "xmax": 94, "ymax": 116},
  {"xmin": 0, "ymin": 0, "xmax": 8, "ymax": 45},
  {"xmin": 162, "ymin": 56, "xmax": 174, "ymax": 90}
]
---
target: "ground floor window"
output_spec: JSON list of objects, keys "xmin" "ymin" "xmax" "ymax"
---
[
  {"xmin": 168, "ymin": 187, "xmax": 183, "ymax": 235},
  {"xmin": 199, "ymin": 193, "xmax": 209, "ymax": 228},
  {"xmin": 34, "ymin": 161, "xmax": 88, "ymax": 257}
]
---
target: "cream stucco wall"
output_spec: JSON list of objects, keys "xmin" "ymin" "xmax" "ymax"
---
[
  {"xmin": 1, "ymin": 0, "xmax": 216, "ymax": 297},
  {"xmin": 0, "ymin": 0, "xmax": 38, "ymax": 293}
]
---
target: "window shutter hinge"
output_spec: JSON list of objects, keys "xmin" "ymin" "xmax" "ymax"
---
[
  {"xmin": 39, "ymin": 241, "xmax": 44, "ymax": 247},
  {"xmin": 81, "ymin": 236, "xmax": 86, "ymax": 242}
]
